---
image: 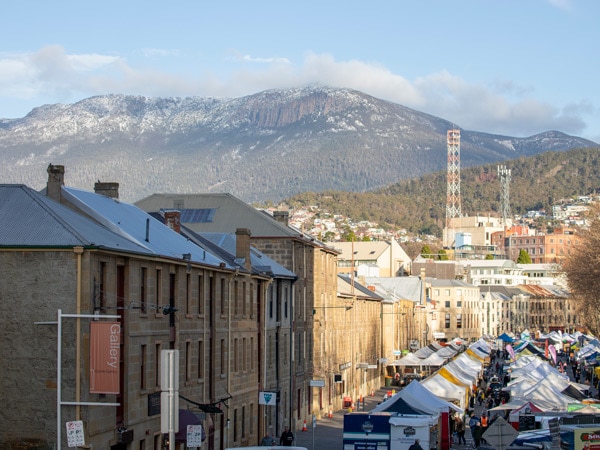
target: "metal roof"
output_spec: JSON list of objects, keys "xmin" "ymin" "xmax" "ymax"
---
[
  {"xmin": 135, "ymin": 193, "xmax": 300, "ymax": 238},
  {"xmin": 337, "ymin": 274, "xmax": 383, "ymax": 300},
  {"xmin": 197, "ymin": 232, "xmax": 297, "ymax": 279},
  {"xmin": 135, "ymin": 193, "xmax": 338, "ymax": 256},
  {"xmin": 63, "ymin": 186, "xmax": 232, "ymax": 268},
  {"xmin": 0, "ymin": 184, "xmax": 151, "ymax": 253}
]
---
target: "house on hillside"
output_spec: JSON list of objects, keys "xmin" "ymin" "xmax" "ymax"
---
[
  {"xmin": 135, "ymin": 194, "xmax": 339, "ymax": 433},
  {"xmin": 334, "ymin": 240, "xmax": 411, "ymax": 277}
]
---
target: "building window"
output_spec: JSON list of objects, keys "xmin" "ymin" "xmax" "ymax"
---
[
  {"xmin": 186, "ymin": 273, "xmax": 192, "ymax": 314},
  {"xmin": 155, "ymin": 343, "xmax": 161, "ymax": 388},
  {"xmin": 234, "ymin": 408, "xmax": 238, "ymax": 442},
  {"xmin": 155, "ymin": 268, "xmax": 162, "ymax": 311},
  {"xmin": 218, "ymin": 339, "xmax": 226, "ymax": 376},
  {"xmin": 445, "ymin": 301, "xmax": 451, "ymax": 308},
  {"xmin": 220, "ymin": 277, "xmax": 226, "ymax": 315},
  {"xmin": 233, "ymin": 279, "xmax": 239, "ymax": 315},
  {"xmin": 140, "ymin": 267, "xmax": 148, "ymax": 314},
  {"xmin": 243, "ymin": 281, "xmax": 247, "ymax": 316},
  {"xmin": 234, "ymin": 338, "xmax": 239, "ymax": 372},
  {"xmin": 445, "ymin": 313, "xmax": 450, "ymax": 329},
  {"xmin": 198, "ymin": 273, "xmax": 204, "ymax": 315},
  {"xmin": 99, "ymin": 261, "xmax": 107, "ymax": 310},
  {"xmin": 445, "ymin": 289, "xmax": 451, "ymax": 296},
  {"xmin": 457, "ymin": 314, "xmax": 462, "ymax": 329},
  {"xmin": 269, "ymin": 284, "xmax": 274, "ymax": 319},
  {"xmin": 185, "ymin": 341, "xmax": 191, "ymax": 381},
  {"xmin": 198, "ymin": 340, "xmax": 204, "ymax": 380},
  {"xmin": 140, "ymin": 344, "xmax": 147, "ymax": 390}
]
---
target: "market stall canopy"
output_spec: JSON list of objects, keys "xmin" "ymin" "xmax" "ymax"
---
[
  {"xmin": 419, "ymin": 352, "xmax": 448, "ymax": 367},
  {"xmin": 420, "ymin": 373, "xmax": 468, "ymax": 408},
  {"xmin": 436, "ymin": 346, "xmax": 458, "ymax": 358},
  {"xmin": 371, "ymin": 377, "xmax": 462, "ymax": 414},
  {"xmin": 390, "ymin": 352, "xmax": 423, "ymax": 366}
]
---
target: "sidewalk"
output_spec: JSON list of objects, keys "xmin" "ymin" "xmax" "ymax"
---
[{"xmin": 294, "ymin": 387, "xmax": 388, "ymax": 450}]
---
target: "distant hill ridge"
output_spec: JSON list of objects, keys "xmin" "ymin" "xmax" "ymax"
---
[
  {"xmin": 0, "ymin": 86, "xmax": 596, "ymax": 203},
  {"xmin": 285, "ymin": 147, "xmax": 600, "ymax": 235}
]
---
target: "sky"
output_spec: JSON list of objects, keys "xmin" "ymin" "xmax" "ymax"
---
[{"xmin": 1, "ymin": 0, "xmax": 599, "ymax": 143}]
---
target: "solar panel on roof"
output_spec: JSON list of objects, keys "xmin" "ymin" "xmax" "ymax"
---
[{"xmin": 180, "ymin": 209, "xmax": 216, "ymax": 223}]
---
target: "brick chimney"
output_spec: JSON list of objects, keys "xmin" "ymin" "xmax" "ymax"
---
[
  {"xmin": 46, "ymin": 164, "xmax": 65, "ymax": 202},
  {"xmin": 236, "ymin": 228, "xmax": 252, "ymax": 271},
  {"xmin": 163, "ymin": 210, "xmax": 181, "ymax": 234},
  {"xmin": 272, "ymin": 210, "xmax": 289, "ymax": 226},
  {"xmin": 94, "ymin": 181, "xmax": 119, "ymax": 199}
]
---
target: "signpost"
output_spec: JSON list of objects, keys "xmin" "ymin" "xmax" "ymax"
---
[{"xmin": 482, "ymin": 417, "xmax": 518, "ymax": 450}]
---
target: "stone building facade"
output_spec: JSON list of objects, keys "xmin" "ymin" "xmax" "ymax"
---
[
  {"xmin": 134, "ymin": 195, "xmax": 340, "ymax": 437},
  {"xmin": 0, "ymin": 170, "xmax": 270, "ymax": 449}
]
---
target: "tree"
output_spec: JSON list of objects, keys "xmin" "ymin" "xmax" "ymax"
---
[
  {"xmin": 485, "ymin": 254, "xmax": 494, "ymax": 260},
  {"xmin": 420, "ymin": 244, "xmax": 433, "ymax": 259},
  {"xmin": 437, "ymin": 249, "xmax": 449, "ymax": 260},
  {"xmin": 564, "ymin": 215, "xmax": 600, "ymax": 335},
  {"xmin": 516, "ymin": 249, "xmax": 532, "ymax": 264}
]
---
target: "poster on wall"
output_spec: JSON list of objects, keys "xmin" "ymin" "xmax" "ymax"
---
[{"xmin": 90, "ymin": 321, "xmax": 121, "ymax": 394}]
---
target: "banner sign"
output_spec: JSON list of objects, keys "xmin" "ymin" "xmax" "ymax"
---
[
  {"xmin": 259, "ymin": 391, "xmax": 277, "ymax": 405},
  {"xmin": 90, "ymin": 321, "xmax": 121, "ymax": 394}
]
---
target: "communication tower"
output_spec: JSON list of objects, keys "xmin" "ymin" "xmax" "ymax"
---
[
  {"xmin": 445, "ymin": 129, "xmax": 462, "ymax": 230},
  {"xmin": 498, "ymin": 165, "xmax": 512, "ymax": 225}
]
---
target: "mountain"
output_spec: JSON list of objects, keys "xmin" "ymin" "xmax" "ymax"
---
[{"xmin": 0, "ymin": 86, "xmax": 596, "ymax": 203}]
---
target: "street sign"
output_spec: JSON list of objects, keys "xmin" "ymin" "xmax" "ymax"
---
[
  {"xmin": 483, "ymin": 417, "xmax": 518, "ymax": 450},
  {"xmin": 66, "ymin": 421, "xmax": 85, "ymax": 447},
  {"xmin": 309, "ymin": 380, "xmax": 325, "ymax": 387}
]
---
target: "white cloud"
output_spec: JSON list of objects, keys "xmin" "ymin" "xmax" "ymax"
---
[
  {"xmin": 547, "ymin": 0, "xmax": 573, "ymax": 10},
  {"xmin": 142, "ymin": 48, "xmax": 181, "ymax": 58},
  {"xmin": 0, "ymin": 46, "xmax": 593, "ymax": 139}
]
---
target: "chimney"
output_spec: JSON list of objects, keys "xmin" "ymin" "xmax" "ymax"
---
[
  {"xmin": 163, "ymin": 210, "xmax": 181, "ymax": 234},
  {"xmin": 272, "ymin": 210, "xmax": 289, "ymax": 227},
  {"xmin": 46, "ymin": 164, "xmax": 65, "ymax": 202},
  {"xmin": 236, "ymin": 228, "xmax": 252, "ymax": 271},
  {"xmin": 94, "ymin": 181, "xmax": 119, "ymax": 199}
]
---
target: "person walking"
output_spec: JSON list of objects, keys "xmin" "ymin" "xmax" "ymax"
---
[
  {"xmin": 408, "ymin": 439, "xmax": 424, "ymax": 450},
  {"xmin": 261, "ymin": 433, "xmax": 275, "ymax": 446},
  {"xmin": 469, "ymin": 412, "xmax": 481, "ymax": 448},
  {"xmin": 455, "ymin": 415, "xmax": 467, "ymax": 445},
  {"xmin": 280, "ymin": 426, "xmax": 294, "ymax": 446}
]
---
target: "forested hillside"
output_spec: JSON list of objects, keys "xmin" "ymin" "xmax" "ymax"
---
[{"xmin": 283, "ymin": 147, "xmax": 600, "ymax": 236}]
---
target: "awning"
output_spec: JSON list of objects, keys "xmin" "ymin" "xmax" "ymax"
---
[{"xmin": 175, "ymin": 409, "xmax": 205, "ymax": 442}]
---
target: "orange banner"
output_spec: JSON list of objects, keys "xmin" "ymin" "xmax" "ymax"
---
[{"xmin": 90, "ymin": 321, "xmax": 121, "ymax": 394}]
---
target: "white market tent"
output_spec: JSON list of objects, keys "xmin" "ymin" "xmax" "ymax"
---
[
  {"xmin": 436, "ymin": 346, "xmax": 458, "ymax": 359},
  {"xmin": 372, "ymin": 377, "xmax": 462, "ymax": 414},
  {"xmin": 420, "ymin": 373, "xmax": 468, "ymax": 408},
  {"xmin": 390, "ymin": 352, "xmax": 423, "ymax": 366},
  {"xmin": 419, "ymin": 352, "xmax": 448, "ymax": 367}
]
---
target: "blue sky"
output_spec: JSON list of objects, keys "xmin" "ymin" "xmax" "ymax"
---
[{"xmin": 1, "ymin": 0, "xmax": 598, "ymax": 142}]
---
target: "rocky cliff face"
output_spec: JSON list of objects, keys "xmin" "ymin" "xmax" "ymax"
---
[{"xmin": 0, "ymin": 86, "xmax": 596, "ymax": 203}]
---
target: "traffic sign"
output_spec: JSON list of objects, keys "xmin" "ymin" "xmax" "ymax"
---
[{"xmin": 483, "ymin": 417, "xmax": 518, "ymax": 450}]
